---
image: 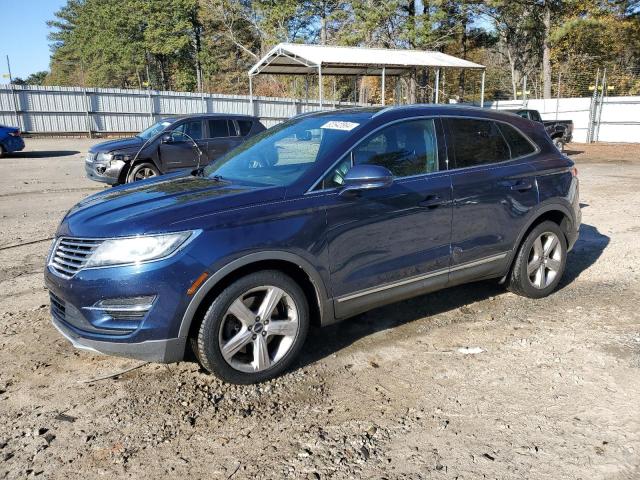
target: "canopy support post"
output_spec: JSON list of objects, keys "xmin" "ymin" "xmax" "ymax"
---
[
  {"xmin": 381, "ymin": 66, "xmax": 386, "ymax": 105},
  {"xmin": 318, "ymin": 64, "xmax": 323, "ymax": 108},
  {"xmin": 249, "ymin": 74, "xmax": 254, "ymax": 114},
  {"xmin": 435, "ymin": 68, "xmax": 440, "ymax": 104},
  {"xmin": 480, "ymin": 70, "xmax": 486, "ymax": 108}
]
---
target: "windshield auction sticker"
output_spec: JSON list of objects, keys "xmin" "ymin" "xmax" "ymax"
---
[{"xmin": 320, "ymin": 121, "xmax": 360, "ymax": 131}]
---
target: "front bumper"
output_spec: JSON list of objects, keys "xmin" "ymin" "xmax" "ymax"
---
[
  {"xmin": 85, "ymin": 157, "xmax": 126, "ymax": 185},
  {"xmin": 45, "ymin": 242, "xmax": 209, "ymax": 363},
  {"xmin": 2, "ymin": 136, "xmax": 25, "ymax": 153},
  {"xmin": 52, "ymin": 315, "xmax": 186, "ymax": 362}
]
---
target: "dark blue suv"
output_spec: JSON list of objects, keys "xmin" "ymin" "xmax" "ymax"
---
[{"xmin": 45, "ymin": 105, "xmax": 580, "ymax": 384}]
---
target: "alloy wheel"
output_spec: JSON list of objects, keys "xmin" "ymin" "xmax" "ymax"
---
[
  {"xmin": 134, "ymin": 167, "xmax": 157, "ymax": 180},
  {"xmin": 527, "ymin": 231, "xmax": 563, "ymax": 289},
  {"xmin": 218, "ymin": 286, "xmax": 299, "ymax": 373}
]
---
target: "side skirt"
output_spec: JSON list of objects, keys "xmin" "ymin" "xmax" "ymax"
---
[{"xmin": 333, "ymin": 252, "xmax": 509, "ymax": 320}]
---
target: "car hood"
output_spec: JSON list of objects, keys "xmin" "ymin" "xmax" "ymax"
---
[
  {"xmin": 89, "ymin": 136, "xmax": 144, "ymax": 154},
  {"xmin": 59, "ymin": 173, "xmax": 286, "ymax": 238}
]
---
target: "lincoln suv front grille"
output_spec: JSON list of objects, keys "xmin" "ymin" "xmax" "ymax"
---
[{"xmin": 49, "ymin": 237, "xmax": 103, "ymax": 278}]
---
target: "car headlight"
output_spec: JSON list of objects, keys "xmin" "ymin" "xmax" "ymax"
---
[
  {"xmin": 85, "ymin": 231, "xmax": 198, "ymax": 268},
  {"xmin": 96, "ymin": 152, "xmax": 114, "ymax": 163}
]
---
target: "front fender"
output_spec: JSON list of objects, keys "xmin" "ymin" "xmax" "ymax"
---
[{"xmin": 176, "ymin": 250, "xmax": 334, "ymax": 341}]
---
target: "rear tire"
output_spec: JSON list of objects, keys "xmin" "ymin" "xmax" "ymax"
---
[
  {"xmin": 194, "ymin": 270, "xmax": 309, "ymax": 384},
  {"xmin": 553, "ymin": 137, "xmax": 565, "ymax": 152},
  {"xmin": 0, "ymin": 144, "xmax": 6, "ymax": 158},
  {"xmin": 508, "ymin": 221, "xmax": 567, "ymax": 299},
  {"xmin": 126, "ymin": 162, "xmax": 159, "ymax": 183}
]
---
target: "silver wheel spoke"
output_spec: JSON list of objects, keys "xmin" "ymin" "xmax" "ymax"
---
[
  {"xmin": 527, "ymin": 258, "xmax": 540, "ymax": 276},
  {"xmin": 546, "ymin": 258, "xmax": 561, "ymax": 272},
  {"xmin": 543, "ymin": 235, "xmax": 558, "ymax": 256},
  {"xmin": 257, "ymin": 287, "xmax": 284, "ymax": 320},
  {"xmin": 252, "ymin": 335, "xmax": 271, "ymax": 370},
  {"xmin": 533, "ymin": 237, "xmax": 543, "ymax": 258},
  {"xmin": 228, "ymin": 298, "xmax": 256, "ymax": 328},
  {"xmin": 221, "ymin": 329, "xmax": 252, "ymax": 360},
  {"xmin": 267, "ymin": 320, "xmax": 298, "ymax": 338},
  {"xmin": 536, "ymin": 264, "xmax": 546, "ymax": 288}
]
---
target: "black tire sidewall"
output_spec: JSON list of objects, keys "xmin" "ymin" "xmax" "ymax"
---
[
  {"xmin": 127, "ymin": 162, "xmax": 159, "ymax": 183},
  {"xmin": 196, "ymin": 270, "xmax": 310, "ymax": 384},
  {"xmin": 553, "ymin": 137, "xmax": 564, "ymax": 152},
  {"xmin": 511, "ymin": 221, "xmax": 567, "ymax": 298}
]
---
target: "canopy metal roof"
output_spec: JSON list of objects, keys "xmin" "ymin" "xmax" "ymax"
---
[{"xmin": 249, "ymin": 43, "xmax": 485, "ymax": 77}]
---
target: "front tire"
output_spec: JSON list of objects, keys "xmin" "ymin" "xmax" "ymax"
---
[
  {"xmin": 0, "ymin": 144, "xmax": 6, "ymax": 158},
  {"xmin": 194, "ymin": 270, "xmax": 309, "ymax": 384},
  {"xmin": 126, "ymin": 162, "xmax": 159, "ymax": 183},
  {"xmin": 508, "ymin": 221, "xmax": 567, "ymax": 299}
]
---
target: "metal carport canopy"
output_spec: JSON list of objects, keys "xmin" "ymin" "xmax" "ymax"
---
[
  {"xmin": 248, "ymin": 43, "xmax": 486, "ymax": 108},
  {"xmin": 249, "ymin": 43, "xmax": 485, "ymax": 76}
]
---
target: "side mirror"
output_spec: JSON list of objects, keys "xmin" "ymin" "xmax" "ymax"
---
[
  {"xmin": 161, "ymin": 133, "xmax": 173, "ymax": 144},
  {"xmin": 339, "ymin": 164, "xmax": 393, "ymax": 197}
]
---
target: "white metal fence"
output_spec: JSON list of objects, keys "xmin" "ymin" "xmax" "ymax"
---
[
  {"xmin": 487, "ymin": 96, "xmax": 640, "ymax": 143},
  {"xmin": 2, "ymin": 84, "xmax": 638, "ymax": 143},
  {"xmin": 0, "ymin": 84, "xmax": 360, "ymax": 136}
]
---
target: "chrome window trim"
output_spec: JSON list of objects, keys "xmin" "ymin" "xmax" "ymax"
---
[
  {"xmin": 306, "ymin": 115, "xmax": 442, "ymax": 194},
  {"xmin": 336, "ymin": 251, "xmax": 509, "ymax": 303}
]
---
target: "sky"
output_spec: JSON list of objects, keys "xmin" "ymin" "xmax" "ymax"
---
[{"xmin": 0, "ymin": 0, "xmax": 67, "ymax": 80}]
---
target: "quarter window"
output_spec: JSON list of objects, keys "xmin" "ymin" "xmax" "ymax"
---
[
  {"xmin": 497, "ymin": 123, "xmax": 536, "ymax": 158},
  {"xmin": 319, "ymin": 119, "xmax": 439, "ymax": 189},
  {"xmin": 448, "ymin": 118, "xmax": 510, "ymax": 168}
]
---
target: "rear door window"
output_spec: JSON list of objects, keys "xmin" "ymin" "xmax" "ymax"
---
[
  {"xmin": 447, "ymin": 118, "xmax": 510, "ymax": 168},
  {"xmin": 497, "ymin": 123, "xmax": 536, "ymax": 158},
  {"xmin": 208, "ymin": 119, "xmax": 229, "ymax": 138}
]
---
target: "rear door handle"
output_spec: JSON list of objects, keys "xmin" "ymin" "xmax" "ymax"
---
[
  {"xmin": 419, "ymin": 194, "xmax": 445, "ymax": 208},
  {"xmin": 503, "ymin": 180, "xmax": 534, "ymax": 192}
]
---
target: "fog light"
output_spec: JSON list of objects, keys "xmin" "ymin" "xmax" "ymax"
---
[{"xmin": 85, "ymin": 295, "xmax": 156, "ymax": 320}]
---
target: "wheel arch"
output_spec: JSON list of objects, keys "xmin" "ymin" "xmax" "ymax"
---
[
  {"xmin": 177, "ymin": 251, "xmax": 333, "ymax": 343},
  {"xmin": 123, "ymin": 158, "xmax": 161, "ymax": 183},
  {"xmin": 500, "ymin": 204, "xmax": 573, "ymax": 283}
]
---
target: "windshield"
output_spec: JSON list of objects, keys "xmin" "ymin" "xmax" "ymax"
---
[
  {"xmin": 138, "ymin": 120, "xmax": 173, "ymax": 141},
  {"xmin": 203, "ymin": 115, "xmax": 364, "ymax": 186}
]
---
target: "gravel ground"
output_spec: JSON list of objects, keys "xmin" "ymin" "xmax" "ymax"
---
[{"xmin": 0, "ymin": 139, "xmax": 639, "ymax": 479}]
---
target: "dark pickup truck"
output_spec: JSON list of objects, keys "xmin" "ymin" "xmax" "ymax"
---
[{"xmin": 508, "ymin": 109, "xmax": 573, "ymax": 151}]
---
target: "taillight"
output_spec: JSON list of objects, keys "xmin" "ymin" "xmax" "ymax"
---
[
  {"xmin": 571, "ymin": 166, "xmax": 578, "ymax": 177},
  {"xmin": 8, "ymin": 130, "xmax": 21, "ymax": 137}
]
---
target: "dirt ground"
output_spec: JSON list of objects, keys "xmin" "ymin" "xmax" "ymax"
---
[{"xmin": 1, "ymin": 139, "xmax": 639, "ymax": 479}]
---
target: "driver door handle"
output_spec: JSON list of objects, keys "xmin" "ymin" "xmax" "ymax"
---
[{"xmin": 419, "ymin": 194, "xmax": 444, "ymax": 209}]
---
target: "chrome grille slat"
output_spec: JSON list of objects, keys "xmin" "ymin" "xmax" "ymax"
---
[
  {"xmin": 49, "ymin": 237, "xmax": 103, "ymax": 278},
  {"xmin": 53, "ymin": 255, "xmax": 83, "ymax": 268},
  {"xmin": 55, "ymin": 250, "xmax": 87, "ymax": 261},
  {"xmin": 58, "ymin": 244, "xmax": 96, "ymax": 253}
]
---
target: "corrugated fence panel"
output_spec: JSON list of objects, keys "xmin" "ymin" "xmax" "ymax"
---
[{"xmin": 0, "ymin": 84, "xmax": 363, "ymax": 134}]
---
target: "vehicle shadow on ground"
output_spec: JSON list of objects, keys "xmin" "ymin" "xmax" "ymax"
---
[
  {"xmin": 6, "ymin": 150, "xmax": 80, "ymax": 158},
  {"xmin": 295, "ymin": 222, "xmax": 609, "ymax": 371},
  {"xmin": 561, "ymin": 223, "xmax": 609, "ymax": 287},
  {"xmin": 564, "ymin": 149, "xmax": 584, "ymax": 156}
]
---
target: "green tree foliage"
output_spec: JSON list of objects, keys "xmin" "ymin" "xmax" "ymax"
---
[{"xmin": 42, "ymin": 0, "xmax": 640, "ymax": 100}]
